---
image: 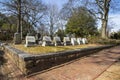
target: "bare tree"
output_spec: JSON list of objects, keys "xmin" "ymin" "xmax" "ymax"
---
[
  {"xmin": 0, "ymin": 0, "xmax": 22, "ymax": 33},
  {"xmin": 37, "ymin": 24, "xmax": 48, "ymax": 37},
  {"xmin": 89, "ymin": 0, "xmax": 120, "ymax": 38},
  {"xmin": 44, "ymin": 4, "xmax": 60, "ymax": 38},
  {"xmin": 0, "ymin": 0, "xmax": 46, "ymax": 33},
  {"xmin": 95, "ymin": 0, "xmax": 111, "ymax": 38},
  {"xmin": 18, "ymin": 0, "xmax": 21, "ymax": 33},
  {"xmin": 22, "ymin": 0, "xmax": 46, "ymax": 31},
  {"xmin": 60, "ymin": 0, "xmax": 75, "ymax": 20},
  {"xmin": 60, "ymin": 0, "xmax": 90, "ymax": 20}
]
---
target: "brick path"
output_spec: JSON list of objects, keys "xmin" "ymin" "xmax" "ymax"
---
[
  {"xmin": 0, "ymin": 46, "xmax": 120, "ymax": 80},
  {"xmin": 95, "ymin": 61, "xmax": 120, "ymax": 80}
]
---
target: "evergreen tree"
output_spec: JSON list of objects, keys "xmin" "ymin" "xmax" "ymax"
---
[{"xmin": 66, "ymin": 7, "xmax": 98, "ymax": 37}]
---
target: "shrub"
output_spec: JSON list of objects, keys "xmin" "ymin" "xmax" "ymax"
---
[
  {"xmin": 87, "ymin": 36, "xmax": 100, "ymax": 44},
  {"xmin": 88, "ymin": 36, "xmax": 120, "ymax": 45},
  {"xmin": 96, "ymin": 39, "xmax": 120, "ymax": 45}
]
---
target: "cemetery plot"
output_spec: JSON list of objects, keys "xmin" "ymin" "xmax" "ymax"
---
[
  {"xmin": 71, "ymin": 38, "xmax": 78, "ymax": 46},
  {"xmin": 42, "ymin": 36, "xmax": 53, "ymax": 46},
  {"xmin": 5, "ymin": 44, "xmax": 113, "ymax": 75},
  {"xmin": 25, "ymin": 36, "xmax": 36, "ymax": 47},
  {"xmin": 13, "ymin": 44, "xmax": 103, "ymax": 54},
  {"xmin": 53, "ymin": 37, "xmax": 62, "ymax": 46}
]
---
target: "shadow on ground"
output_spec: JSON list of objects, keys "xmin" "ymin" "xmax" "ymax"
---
[
  {"xmin": 0, "ymin": 51, "xmax": 7, "ymax": 65},
  {"xmin": 88, "ymin": 49, "xmax": 120, "ymax": 65},
  {"xmin": 0, "ymin": 50, "xmax": 7, "ymax": 80}
]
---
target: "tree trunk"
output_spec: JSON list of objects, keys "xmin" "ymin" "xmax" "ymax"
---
[
  {"xmin": 101, "ymin": 19, "xmax": 107, "ymax": 38},
  {"xmin": 101, "ymin": 0, "xmax": 110, "ymax": 39},
  {"xmin": 50, "ymin": 24, "xmax": 53, "ymax": 38},
  {"xmin": 14, "ymin": 0, "xmax": 21, "ymax": 44},
  {"xmin": 17, "ymin": 0, "xmax": 21, "ymax": 33}
]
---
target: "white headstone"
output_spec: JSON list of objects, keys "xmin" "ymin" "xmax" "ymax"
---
[
  {"xmin": 42, "ymin": 36, "xmax": 52, "ymax": 46},
  {"xmin": 63, "ymin": 37, "xmax": 71, "ymax": 46},
  {"xmin": 63, "ymin": 37, "xmax": 70, "ymax": 42},
  {"xmin": 71, "ymin": 38, "xmax": 78, "ymax": 46},
  {"xmin": 43, "ymin": 36, "xmax": 52, "ymax": 42},
  {"xmin": 25, "ymin": 36, "xmax": 36, "ymax": 47},
  {"xmin": 82, "ymin": 38, "xmax": 88, "ymax": 44},
  {"xmin": 53, "ymin": 37, "xmax": 62, "ymax": 46},
  {"xmin": 53, "ymin": 37, "xmax": 61, "ymax": 42},
  {"xmin": 77, "ymin": 38, "xmax": 82, "ymax": 45}
]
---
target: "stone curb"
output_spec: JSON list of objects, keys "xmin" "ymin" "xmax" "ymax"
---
[{"xmin": 4, "ymin": 44, "xmax": 116, "ymax": 75}]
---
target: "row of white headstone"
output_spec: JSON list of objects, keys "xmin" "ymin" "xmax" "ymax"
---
[
  {"xmin": 71, "ymin": 37, "xmax": 87, "ymax": 46},
  {"xmin": 25, "ymin": 36, "xmax": 88, "ymax": 47}
]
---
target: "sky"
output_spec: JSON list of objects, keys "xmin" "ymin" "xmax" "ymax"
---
[
  {"xmin": 109, "ymin": 13, "xmax": 120, "ymax": 32},
  {"xmin": 42, "ymin": 0, "xmax": 68, "ymax": 9},
  {"xmin": 42, "ymin": 0, "xmax": 120, "ymax": 32}
]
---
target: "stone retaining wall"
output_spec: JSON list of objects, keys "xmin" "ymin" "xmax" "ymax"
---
[{"xmin": 4, "ymin": 45, "xmax": 114, "ymax": 75}]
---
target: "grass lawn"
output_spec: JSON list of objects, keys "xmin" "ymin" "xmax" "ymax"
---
[{"xmin": 12, "ymin": 44, "xmax": 103, "ymax": 54}]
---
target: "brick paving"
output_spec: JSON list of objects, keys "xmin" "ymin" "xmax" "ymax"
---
[
  {"xmin": 0, "ymin": 46, "xmax": 120, "ymax": 80},
  {"xmin": 95, "ymin": 61, "xmax": 120, "ymax": 80}
]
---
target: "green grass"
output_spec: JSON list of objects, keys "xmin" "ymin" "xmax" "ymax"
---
[{"xmin": 12, "ymin": 44, "xmax": 103, "ymax": 54}]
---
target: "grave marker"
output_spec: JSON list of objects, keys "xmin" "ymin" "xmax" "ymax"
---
[
  {"xmin": 25, "ymin": 36, "xmax": 36, "ymax": 47},
  {"xmin": 42, "ymin": 36, "xmax": 53, "ymax": 46},
  {"xmin": 53, "ymin": 36, "xmax": 62, "ymax": 46},
  {"xmin": 77, "ymin": 38, "xmax": 82, "ymax": 45},
  {"xmin": 63, "ymin": 37, "xmax": 71, "ymax": 46},
  {"xmin": 82, "ymin": 38, "xmax": 88, "ymax": 44},
  {"xmin": 71, "ymin": 38, "xmax": 78, "ymax": 46}
]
